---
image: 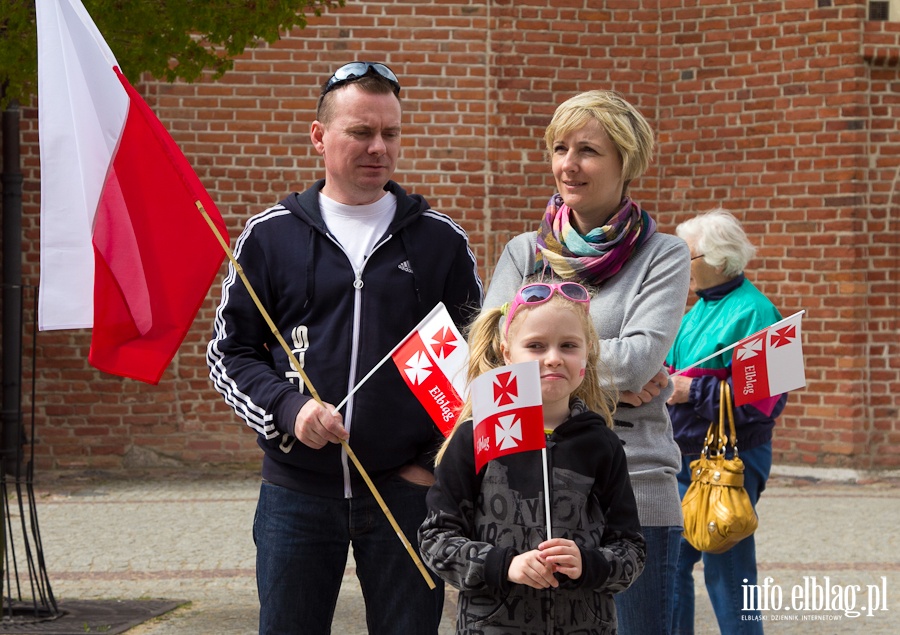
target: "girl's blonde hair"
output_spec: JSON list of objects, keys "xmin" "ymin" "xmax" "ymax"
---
[{"xmin": 436, "ymin": 286, "xmax": 617, "ymax": 464}]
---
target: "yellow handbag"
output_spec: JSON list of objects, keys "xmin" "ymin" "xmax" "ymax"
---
[{"xmin": 681, "ymin": 381, "xmax": 758, "ymax": 554}]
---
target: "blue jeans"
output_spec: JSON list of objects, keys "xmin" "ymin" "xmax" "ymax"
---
[
  {"xmin": 253, "ymin": 477, "xmax": 444, "ymax": 635},
  {"xmin": 672, "ymin": 441, "xmax": 772, "ymax": 635},
  {"xmin": 614, "ymin": 525, "xmax": 682, "ymax": 635}
]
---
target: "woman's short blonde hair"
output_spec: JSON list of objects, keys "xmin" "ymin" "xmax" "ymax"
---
[
  {"xmin": 676, "ymin": 208, "xmax": 756, "ymax": 277},
  {"xmin": 544, "ymin": 90, "xmax": 655, "ymax": 185}
]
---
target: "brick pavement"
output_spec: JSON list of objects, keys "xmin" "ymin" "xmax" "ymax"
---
[{"xmin": 13, "ymin": 469, "xmax": 899, "ymax": 634}]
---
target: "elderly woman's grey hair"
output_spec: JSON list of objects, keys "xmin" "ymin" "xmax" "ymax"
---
[{"xmin": 676, "ymin": 208, "xmax": 756, "ymax": 278}]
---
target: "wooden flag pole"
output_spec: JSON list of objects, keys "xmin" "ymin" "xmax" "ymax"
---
[{"xmin": 196, "ymin": 202, "xmax": 436, "ymax": 590}]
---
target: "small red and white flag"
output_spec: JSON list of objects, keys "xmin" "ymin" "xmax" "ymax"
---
[
  {"xmin": 391, "ymin": 303, "xmax": 468, "ymax": 436},
  {"xmin": 472, "ymin": 361, "xmax": 545, "ymax": 473},
  {"xmin": 732, "ymin": 311, "xmax": 805, "ymax": 409},
  {"xmin": 36, "ymin": 0, "xmax": 228, "ymax": 384}
]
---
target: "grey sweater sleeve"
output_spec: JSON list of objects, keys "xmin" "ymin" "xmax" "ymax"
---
[{"xmin": 590, "ymin": 234, "xmax": 690, "ymax": 392}]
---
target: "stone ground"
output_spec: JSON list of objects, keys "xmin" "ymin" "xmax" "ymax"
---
[{"xmin": 5, "ymin": 468, "xmax": 897, "ymax": 634}]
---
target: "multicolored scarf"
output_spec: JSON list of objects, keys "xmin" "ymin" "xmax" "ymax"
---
[{"xmin": 534, "ymin": 194, "xmax": 657, "ymax": 285}]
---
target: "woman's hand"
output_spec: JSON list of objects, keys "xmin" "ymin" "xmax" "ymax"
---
[
  {"xmin": 539, "ymin": 538, "xmax": 582, "ymax": 580},
  {"xmin": 508, "ymin": 550, "xmax": 558, "ymax": 589},
  {"xmin": 666, "ymin": 374, "xmax": 693, "ymax": 405},
  {"xmin": 619, "ymin": 369, "xmax": 669, "ymax": 407}
]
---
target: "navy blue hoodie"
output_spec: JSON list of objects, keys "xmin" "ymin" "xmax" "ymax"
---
[{"xmin": 208, "ymin": 180, "xmax": 483, "ymax": 497}]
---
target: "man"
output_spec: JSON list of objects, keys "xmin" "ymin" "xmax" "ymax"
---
[{"xmin": 208, "ymin": 62, "xmax": 483, "ymax": 634}]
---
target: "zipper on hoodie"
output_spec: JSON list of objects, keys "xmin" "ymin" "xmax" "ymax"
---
[{"xmin": 326, "ymin": 232, "xmax": 393, "ymax": 498}]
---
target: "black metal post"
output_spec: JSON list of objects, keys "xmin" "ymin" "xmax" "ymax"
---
[
  {"xmin": 2, "ymin": 100, "xmax": 25, "ymax": 478},
  {"xmin": 0, "ymin": 98, "xmax": 62, "ymax": 624},
  {"xmin": 0, "ymin": 101, "xmax": 24, "ymax": 475}
]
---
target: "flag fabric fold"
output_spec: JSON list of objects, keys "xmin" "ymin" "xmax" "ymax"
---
[
  {"xmin": 732, "ymin": 311, "xmax": 806, "ymax": 408},
  {"xmin": 37, "ymin": 0, "xmax": 228, "ymax": 384},
  {"xmin": 390, "ymin": 303, "xmax": 469, "ymax": 436},
  {"xmin": 471, "ymin": 361, "xmax": 545, "ymax": 473}
]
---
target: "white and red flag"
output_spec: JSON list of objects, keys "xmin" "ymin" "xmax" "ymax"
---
[
  {"xmin": 732, "ymin": 311, "xmax": 806, "ymax": 409},
  {"xmin": 471, "ymin": 361, "xmax": 545, "ymax": 473},
  {"xmin": 36, "ymin": 0, "xmax": 228, "ymax": 384},
  {"xmin": 391, "ymin": 303, "xmax": 469, "ymax": 436}
]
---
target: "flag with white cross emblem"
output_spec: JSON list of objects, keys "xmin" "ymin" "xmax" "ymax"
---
[
  {"xmin": 732, "ymin": 311, "xmax": 805, "ymax": 408},
  {"xmin": 391, "ymin": 303, "xmax": 468, "ymax": 436},
  {"xmin": 471, "ymin": 361, "xmax": 545, "ymax": 473}
]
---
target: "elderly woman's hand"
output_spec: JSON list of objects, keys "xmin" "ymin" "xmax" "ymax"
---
[
  {"xmin": 619, "ymin": 369, "xmax": 669, "ymax": 407},
  {"xmin": 666, "ymin": 375, "xmax": 693, "ymax": 405}
]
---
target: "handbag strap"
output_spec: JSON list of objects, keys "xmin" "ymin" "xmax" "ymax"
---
[
  {"xmin": 719, "ymin": 381, "xmax": 740, "ymax": 457},
  {"xmin": 701, "ymin": 382, "xmax": 740, "ymax": 459}
]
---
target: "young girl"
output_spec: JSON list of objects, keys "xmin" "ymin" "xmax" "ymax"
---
[{"xmin": 419, "ymin": 281, "xmax": 645, "ymax": 634}]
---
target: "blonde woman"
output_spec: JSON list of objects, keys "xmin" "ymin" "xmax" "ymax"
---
[{"xmin": 484, "ymin": 90, "xmax": 690, "ymax": 634}]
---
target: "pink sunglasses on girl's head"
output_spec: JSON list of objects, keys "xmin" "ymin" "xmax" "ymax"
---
[{"xmin": 504, "ymin": 282, "xmax": 591, "ymax": 335}]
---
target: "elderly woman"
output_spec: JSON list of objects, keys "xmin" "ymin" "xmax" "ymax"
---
[
  {"xmin": 485, "ymin": 90, "xmax": 690, "ymax": 634},
  {"xmin": 666, "ymin": 208, "xmax": 788, "ymax": 634}
]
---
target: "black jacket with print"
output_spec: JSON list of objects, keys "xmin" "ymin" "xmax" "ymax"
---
[
  {"xmin": 207, "ymin": 179, "xmax": 483, "ymax": 498},
  {"xmin": 419, "ymin": 402, "xmax": 646, "ymax": 634}
]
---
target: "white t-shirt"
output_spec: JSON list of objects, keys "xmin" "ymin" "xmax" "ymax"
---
[{"xmin": 319, "ymin": 192, "xmax": 397, "ymax": 271}]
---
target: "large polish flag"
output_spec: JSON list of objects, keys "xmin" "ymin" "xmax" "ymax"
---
[
  {"xmin": 471, "ymin": 361, "xmax": 545, "ymax": 473},
  {"xmin": 732, "ymin": 311, "xmax": 806, "ymax": 409},
  {"xmin": 36, "ymin": 0, "xmax": 228, "ymax": 384},
  {"xmin": 391, "ymin": 303, "xmax": 469, "ymax": 436}
]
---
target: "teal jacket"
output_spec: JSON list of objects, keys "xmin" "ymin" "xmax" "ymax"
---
[{"xmin": 666, "ymin": 275, "xmax": 787, "ymax": 454}]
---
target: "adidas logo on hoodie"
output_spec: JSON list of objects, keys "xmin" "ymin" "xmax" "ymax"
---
[{"xmin": 398, "ymin": 260, "xmax": 413, "ymax": 274}]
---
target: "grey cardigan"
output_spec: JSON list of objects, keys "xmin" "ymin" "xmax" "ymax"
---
[{"xmin": 484, "ymin": 230, "xmax": 690, "ymax": 527}]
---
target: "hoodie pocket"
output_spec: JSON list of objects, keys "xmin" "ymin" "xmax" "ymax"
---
[
  {"xmin": 579, "ymin": 588, "xmax": 616, "ymax": 629},
  {"xmin": 459, "ymin": 588, "xmax": 521, "ymax": 630}
]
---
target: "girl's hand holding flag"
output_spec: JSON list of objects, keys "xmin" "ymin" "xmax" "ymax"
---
[{"xmin": 508, "ymin": 538, "xmax": 584, "ymax": 590}]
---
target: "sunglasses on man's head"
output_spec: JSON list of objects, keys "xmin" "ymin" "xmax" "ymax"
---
[
  {"xmin": 321, "ymin": 62, "xmax": 401, "ymax": 97},
  {"xmin": 505, "ymin": 282, "xmax": 591, "ymax": 335}
]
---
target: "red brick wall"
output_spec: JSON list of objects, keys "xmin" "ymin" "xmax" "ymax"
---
[
  {"xmin": 653, "ymin": 1, "xmax": 900, "ymax": 470},
  {"xmin": 10, "ymin": 0, "xmax": 899, "ymax": 471},
  {"xmin": 861, "ymin": 18, "xmax": 900, "ymax": 469}
]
